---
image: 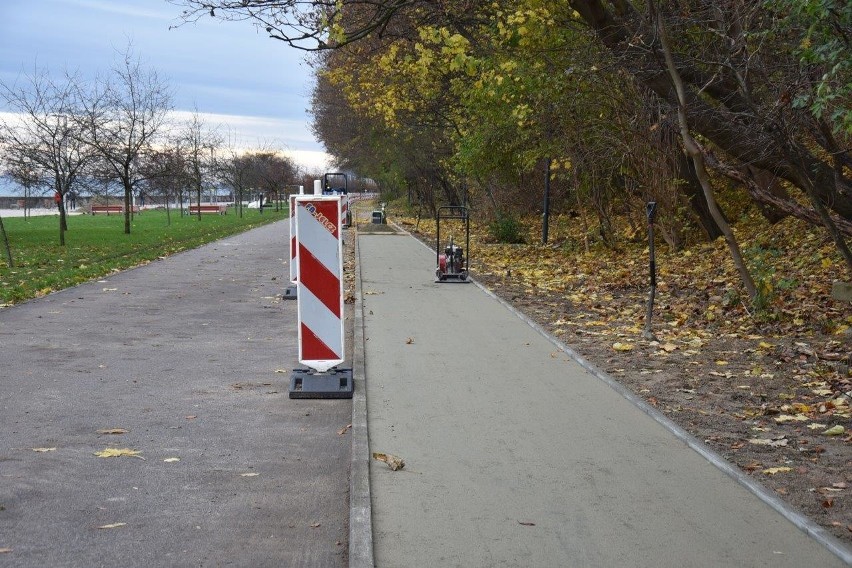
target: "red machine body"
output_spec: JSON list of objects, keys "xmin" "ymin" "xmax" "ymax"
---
[{"xmin": 435, "ymin": 206, "xmax": 470, "ymax": 283}]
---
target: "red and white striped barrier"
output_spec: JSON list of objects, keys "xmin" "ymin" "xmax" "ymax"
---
[
  {"xmin": 341, "ymin": 194, "xmax": 350, "ymax": 228},
  {"xmin": 295, "ymin": 196, "xmax": 344, "ymax": 372}
]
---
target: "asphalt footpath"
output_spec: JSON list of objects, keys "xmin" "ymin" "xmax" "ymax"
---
[
  {"xmin": 0, "ymin": 220, "xmax": 352, "ymax": 567},
  {"xmin": 356, "ymin": 226, "xmax": 852, "ymax": 567}
]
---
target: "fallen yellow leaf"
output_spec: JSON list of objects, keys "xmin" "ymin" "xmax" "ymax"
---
[
  {"xmin": 762, "ymin": 467, "xmax": 792, "ymax": 475},
  {"xmin": 758, "ymin": 341, "xmax": 774, "ymax": 349},
  {"xmin": 774, "ymin": 414, "xmax": 809, "ymax": 423},
  {"xmin": 373, "ymin": 452, "xmax": 405, "ymax": 471},
  {"xmin": 94, "ymin": 448, "xmax": 143, "ymax": 459},
  {"xmin": 32, "ymin": 447, "xmax": 56, "ymax": 453},
  {"xmin": 823, "ymin": 425, "xmax": 846, "ymax": 436},
  {"xmin": 748, "ymin": 437, "xmax": 788, "ymax": 447},
  {"xmin": 96, "ymin": 428, "xmax": 127, "ymax": 435},
  {"xmin": 612, "ymin": 342, "xmax": 633, "ymax": 352}
]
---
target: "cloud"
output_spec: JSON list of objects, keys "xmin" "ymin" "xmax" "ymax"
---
[
  {"xmin": 0, "ymin": 2, "xmax": 331, "ymax": 172},
  {"xmin": 53, "ymin": 0, "xmax": 173, "ymax": 21},
  {"xmin": 169, "ymin": 109, "xmax": 321, "ymax": 147}
]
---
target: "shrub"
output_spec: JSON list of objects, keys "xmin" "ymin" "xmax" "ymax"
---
[{"xmin": 489, "ymin": 214, "xmax": 526, "ymax": 244}]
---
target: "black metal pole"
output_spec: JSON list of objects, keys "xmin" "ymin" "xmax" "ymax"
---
[
  {"xmin": 643, "ymin": 201, "xmax": 658, "ymax": 341},
  {"xmin": 542, "ymin": 157, "xmax": 551, "ymax": 245}
]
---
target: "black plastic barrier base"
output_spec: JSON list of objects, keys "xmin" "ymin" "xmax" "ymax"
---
[
  {"xmin": 283, "ymin": 284, "xmax": 297, "ymax": 300},
  {"xmin": 288, "ymin": 367, "xmax": 353, "ymax": 399}
]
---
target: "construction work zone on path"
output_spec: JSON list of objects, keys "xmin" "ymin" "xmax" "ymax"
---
[
  {"xmin": 353, "ymin": 222, "xmax": 851, "ymax": 567},
  {"xmin": 2, "ymin": 210, "xmax": 850, "ymax": 567}
]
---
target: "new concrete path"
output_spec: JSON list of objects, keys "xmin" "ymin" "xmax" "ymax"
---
[
  {"xmin": 358, "ymin": 229, "xmax": 851, "ymax": 567},
  {"xmin": 0, "ymin": 221, "xmax": 351, "ymax": 567}
]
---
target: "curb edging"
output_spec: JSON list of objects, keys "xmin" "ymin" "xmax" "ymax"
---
[{"xmin": 349, "ymin": 209, "xmax": 375, "ymax": 567}]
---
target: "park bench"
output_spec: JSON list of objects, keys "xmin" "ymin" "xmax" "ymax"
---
[
  {"xmin": 188, "ymin": 204, "xmax": 228, "ymax": 215},
  {"xmin": 91, "ymin": 205, "xmax": 138, "ymax": 215}
]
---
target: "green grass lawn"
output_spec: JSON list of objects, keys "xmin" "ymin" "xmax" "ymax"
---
[{"xmin": 0, "ymin": 206, "xmax": 287, "ymax": 306}]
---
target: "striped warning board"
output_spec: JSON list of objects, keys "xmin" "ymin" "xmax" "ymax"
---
[
  {"xmin": 341, "ymin": 194, "xmax": 350, "ymax": 228},
  {"xmin": 295, "ymin": 196, "xmax": 344, "ymax": 372}
]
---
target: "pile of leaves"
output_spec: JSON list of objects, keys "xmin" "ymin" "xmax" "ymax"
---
[{"xmin": 397, "ymin": 207, "xmax": 852, "ymax": 543}]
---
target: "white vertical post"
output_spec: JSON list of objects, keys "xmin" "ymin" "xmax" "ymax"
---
[{"xmin": 289, "ymin": 194, "xmax": 298, "ymax": 284}]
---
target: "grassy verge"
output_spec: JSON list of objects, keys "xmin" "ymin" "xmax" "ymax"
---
[{"xmin": 0, "ymin": 207, "xmax": 287, "ymax": 306}]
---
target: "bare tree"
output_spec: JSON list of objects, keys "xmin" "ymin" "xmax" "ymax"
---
[
  {"xmin": 0, "ymin": 68, "xmax": 95, "ymax": 245},
  {"xmin": 177, "ymin": 110, "xmax": 222, "ymax": 220},
  {"xmin": 214, "ymin": 132, "xmax": 261, "ymax": 218},
  {"xmin": 4, "ymin": 157, "xmax": 41, "ymax": 220},
  {"xmin": 253, "ymin": 151, "xmax": 297, "ymax": 211},
  {"xmin": 80, "ymin": 48, "xmax": 172, "ymax": 234},
  {"xmin": 172, "ymin": 0, "xmax": 412, "ymax": 50},
  {"xmin": 140, "ymin": 145, "xmax": 189, "ymax": 225}
]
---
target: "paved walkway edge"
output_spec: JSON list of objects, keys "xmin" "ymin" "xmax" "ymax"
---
[
  {"xmin": 395, "ymin": 222, "xmax": 852, "ymax": 566},
  {"xmin": 349, "ymin": 224, "xmax": 375, "ymax": 568}
]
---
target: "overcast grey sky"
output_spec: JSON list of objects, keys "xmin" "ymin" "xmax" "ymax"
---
[{"xmin": 0, "ymin": 0, "xmax": 329, "ymax": 171}]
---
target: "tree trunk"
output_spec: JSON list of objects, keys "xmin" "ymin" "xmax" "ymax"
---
[
  {"xmin": 123, "ymin": 186, "xmax": 132, "ymax": 234},
  {"xmin": 705, "ymin": 151, "xmax": 852, "ymax": 237},
  {"xmin": 59, "ymin": 201, "xmax": 68, "ymax": 232},
  {"xmin": 675, "ymin": 151, "xmax": 723, "ymax": 240},
  {"xmin": 783, "ymin": 143, "xmax": 852, "ymax": 270},
  {"xmin": 654, "ymin": 2, "xmax": 758, "ymax": 302},
  {"xmin": 746, "ymin": 167, "xmax": 790, "ymax": 224},
  {"xmin": 0, "ymin": 214, "xmax": 13, "ymax": 268},
  {"xmin": 569, "ymin": 0, "xmax": 852, "ymax": 221}
]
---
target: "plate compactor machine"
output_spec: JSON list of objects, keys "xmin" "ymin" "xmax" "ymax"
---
[{"xmin": 435, "ymin": 205, "xmax": 471, "ymax": 283}]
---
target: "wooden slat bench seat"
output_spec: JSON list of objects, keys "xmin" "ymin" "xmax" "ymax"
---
[{"xmin": 188, "ymin": 204, "xmax": 228, "ymax": 215}]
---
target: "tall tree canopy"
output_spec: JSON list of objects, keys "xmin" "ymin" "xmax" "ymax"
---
[{"xmin": 179, "ymin": 0, "xmax": 852, "ymax": 264}]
